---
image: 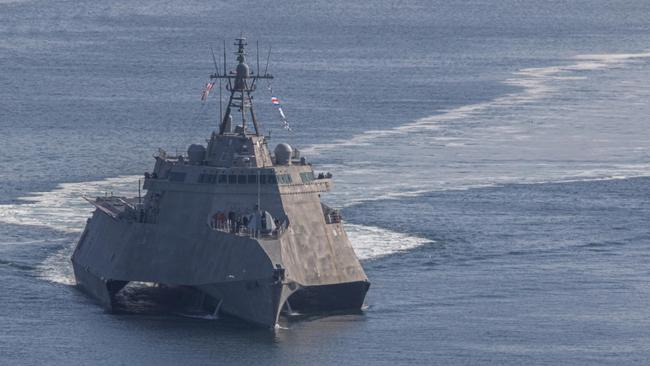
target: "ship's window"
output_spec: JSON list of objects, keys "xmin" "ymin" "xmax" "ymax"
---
[
  {"xmin": 278, "ymin": 174, "xmax": 293, "ymax": 184},
  {"xmin": 260, "ymin": 175, "xmax": 267, "ymax": 184},
  {"xmin": 267, "ymin": 175, "xmax": 277, "ymax": 184},
  {"xmin": 197, "ymin": 173, "xmax": 205, "ymax": 183},
  {"xmin": 218, "ymin": 175, "xmax": 227, "ymax": 184},
  {"xmin": 247, "ymin": 175, "xmax": 257, "ymax": 184},
  {"xmin": 208, "ymin": 174, "xmax": 217, "ymax": 184},
  {"xmin": 169, "ymin": 172, "xmax": 186, "ymax": 182},
  {"xmin": 228, "ymin": 175, "xmax": 237, "ymax": 184},
  {"xmin": 300, "ymin": 172, "xmax": 315, "ymax": 183},
  {"xmin": 238, "ymin": 175, "xmax": 247, "ymax": 184}
]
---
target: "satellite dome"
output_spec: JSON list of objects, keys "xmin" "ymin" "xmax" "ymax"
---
[
  {"xmin": 274, "ymin": 143, "xmax": 293, "ymax": 165},
  {"xmin": 187, "ymin": 144, "xmax": 206, "ymax": 164}
]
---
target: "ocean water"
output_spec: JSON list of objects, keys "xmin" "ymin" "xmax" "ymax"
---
[{"xmin": 1, "ymin": 0, "xmax": 650, "ymax": 364}]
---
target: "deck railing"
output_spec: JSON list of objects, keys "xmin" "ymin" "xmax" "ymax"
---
[{"xmin": 209, "ymin": 218, "xmax": 289, "ymax": 240}]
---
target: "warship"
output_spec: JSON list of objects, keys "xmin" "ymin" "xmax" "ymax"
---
[{"xmin": 71, "ymin": 36, "xmax": 370, "ymax": 327}]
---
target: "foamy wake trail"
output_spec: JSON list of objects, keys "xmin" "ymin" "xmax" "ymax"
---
[
  {"xmin": 0, "ymin": 176, "xmax": 140, "ymax": 233},
  {"xmin": 346, "ymin": 224, "xmax": 432, "ymax": 260},
  {"xmin": 301, "ymin": 51, "xmax": 650, "ymax": 156},
  {"xmin": 37, "ymin": 246, "xmax": 77, "ymax": 285},
  {"xmin": 296, "ymin": 50, "xmax": 650, "ymax": 208}
]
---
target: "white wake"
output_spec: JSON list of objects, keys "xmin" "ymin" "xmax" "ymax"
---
[
  {"xmin": 302, "ymin": 51, "xmax": 650, "ymax": 156},
  {"xmin": 300, "ymin": 50, "xmax": 650, "ymax": 208}
]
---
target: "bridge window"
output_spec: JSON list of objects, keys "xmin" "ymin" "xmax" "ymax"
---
[
  {"xmin": 247, "ymin": 175, "xmax": 257, "ymax": 184},
  {"xmin": 260, "ymin": 175, "xmax": 267, "ymax": 184},
  {"xmin": 238, "ymin": 175, "xmax": 247, "ymax": 184},
  {"xmin": 300, "ymin": 172, "xmax": 315, "ymax": 183},
  {"xmin": 276, "ymin": 174, "xmax": 293, "ymax": 184},
  {"xmin": 228, "ymin": 175, "xmax": 237, "ymax": 184},
  {"xmin": 218, "ymin": 175, "xmax": 227, "ymax": 184}
]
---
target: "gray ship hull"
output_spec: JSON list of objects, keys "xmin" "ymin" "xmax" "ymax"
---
[{"xmin": 72, "ymin": 195, "xmax": 369, "ymax": 327}]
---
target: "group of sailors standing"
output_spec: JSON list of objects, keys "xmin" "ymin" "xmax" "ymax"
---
[{"xmin": 210, "ymin": 206, "xmax": 280, "ymax": 236}]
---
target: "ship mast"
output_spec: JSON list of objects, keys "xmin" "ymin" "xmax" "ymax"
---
[{"xmin": 210, "ymin": 35, "xmax": 273, "ymax": 136}]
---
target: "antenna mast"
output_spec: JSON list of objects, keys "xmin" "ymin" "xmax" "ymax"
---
[
  {"xmin": 210, "ymin": 46, "xmax": 222, "ymax": 123},
  {"xmin": 210, "ymin": 35, "xmax": 273, "ymax": 137}
]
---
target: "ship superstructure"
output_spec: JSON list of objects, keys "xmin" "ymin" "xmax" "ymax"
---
[{"xmin": 71, "ymin": 36, "xmax": 370, "ymax": 327}]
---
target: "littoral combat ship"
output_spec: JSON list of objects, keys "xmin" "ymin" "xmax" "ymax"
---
[{"xmin": 71, "ymin": 36, "xmax": 370, "ymax": 327}]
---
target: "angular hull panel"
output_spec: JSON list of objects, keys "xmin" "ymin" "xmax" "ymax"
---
[{"xmin": 72, "ymin": 205, "xmax": 368, "ymax": 327}]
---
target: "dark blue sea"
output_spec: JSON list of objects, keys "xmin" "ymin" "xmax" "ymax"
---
[{"xmin": 2, "ymin": 0, "xmax": 650, "ymax": 364}]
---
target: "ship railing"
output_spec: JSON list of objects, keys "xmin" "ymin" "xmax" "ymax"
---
[
  {"xmin": 321, "ymin": 203, "xmax": 342, "ymax": 224},
  {"xmin": 209, "ymin": 218, "xmax": 289, "ymax": 240}
]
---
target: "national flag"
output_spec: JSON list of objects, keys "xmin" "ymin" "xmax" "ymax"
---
[
  {"xmin": 268, "ymin": 85, "xmax": 292, "ymax": 131},
  {"xmin": 201, "ymin": 82, "xmax": 215, "ymax": 102}
]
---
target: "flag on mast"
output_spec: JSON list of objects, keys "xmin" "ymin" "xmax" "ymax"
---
[
  {"xmin": 201, "ymin": 82, "xmax": 214, "ymax": 102},
  {"xmin": 269, "ymin": 86, "xmax": 292, "ymax": 131},
  {"xmin": 277, "ymin": 107, "xmax": 291, "ymax": 131}
]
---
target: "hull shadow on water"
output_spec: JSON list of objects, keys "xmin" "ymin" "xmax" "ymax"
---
[{"xmin": 82, "ymin": 282, "xmax": 369, "ymax": 333}]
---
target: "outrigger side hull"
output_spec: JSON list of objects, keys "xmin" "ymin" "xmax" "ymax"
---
[
  {"xmin": 71, "ymin": 208, "xmax": 368, "ymax": 327},
  {"xmin": 71, "ymin": 210, "xmax": 288, "ymax": 326}
]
